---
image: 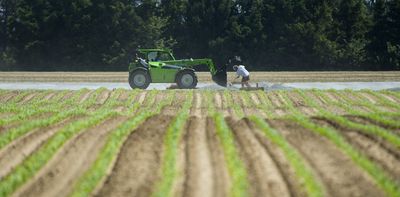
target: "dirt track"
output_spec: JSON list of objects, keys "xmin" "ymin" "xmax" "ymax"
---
[
  {"xmin": 1, "ymin": 71, "xmax": 400, "ymax": 83},
  {"xmin": 0, "ymin": 89, "xmax": 399, "ymax": 197}
]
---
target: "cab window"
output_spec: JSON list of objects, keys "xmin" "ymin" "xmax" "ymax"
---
[
  {"xmin": 148, "ymin": 52, "xmax": 158, "ymax": 61},
  {"xmin": 158, "ymin": 52, "xmax": 173, "ymax": 61}
]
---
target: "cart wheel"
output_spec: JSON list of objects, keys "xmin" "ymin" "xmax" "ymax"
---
[
  {"xmin": 129, "ymin": 69, "xmax": 151, "ymax": 89},
  {"xmin": 176, "ymin": 70, "xmax": 198, "ymax": 89}
]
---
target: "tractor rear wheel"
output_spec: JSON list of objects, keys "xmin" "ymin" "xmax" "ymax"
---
[
  {"xmin": 176, "ymin": 70, "xmax": 198, "ymax": 89},
  {"xmin": 129, "ymin": 69, "xmax": 151, "ymax": 89}
]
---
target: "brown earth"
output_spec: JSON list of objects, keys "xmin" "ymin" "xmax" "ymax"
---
[
  {"xmin": 346, "ymin": 115, "xmax": 400, "ymax": 132},
  {"xmin": 78, "ymin": 90, "xmax": 94, "ymax": 103},
  {"xmin": 19, "ymin": 92, "xmax": 38, "ymax": 104},
  {"xmin": 204, "ymin": 118, "xmax": 231, "ymax": 197},
  {"xmin": 268, "ymin": 119, "xmax": 385, "ymax": 197},
  {"xmin": 1, "ymin": 90, "xmax": 399, "ymax": 197},
  {"xmin": 181, "ymin": 117, "xmax": 214, "ymax": 197},
  {"xmin": 95, "ymin": 115, "xmax": 172, "ymax": 197},
  {"xmin": 0, "ymin": 112, "xmax": 53, "ymax": 133},
  {"xmin": 227, "ymin": 118, "xmax": 291, "ymax": 197},
  {"xmin": 316, "ymin": 116, "xmax": 400, "ymax": 159},
  {"xmin": 2, "ymin": 71, "xmax": 400, "ymax": 82},
  {"xmin": 312, "ymin": 117, "xmax": 400, "ymax": 182},
  {"xmin": 247, "ymin": 120, "xmax": 307, "ymax": 197},
  {"xmin": 345, "ymin": 132, "xmax": 400, "ymax": 182},
  {"xmin": 0, "ymin": 92, "xmax": 18, "ymax": 102},
  {"xmin": 13, "ymin": 116, "xmax": 127, "ymax": 197},
  {"xmin": 0, "ymin": 117, "xmax": 79, "ymax": 179},
  {"xmin": 42, "ymin": 92, "xmax": 57, "ymax": 101}
]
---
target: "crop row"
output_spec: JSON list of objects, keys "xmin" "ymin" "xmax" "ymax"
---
[
  {"xmin": 0, "ymin": 89, "xmax": 399, "ymax": 197},
  {"xmin": 213, "ymin": 89, "xmax": 400, "ymax": 196},
  {"xmin": 287, "ymin": 90, "xmax": 400, "ymax": 196},
  {"xmin": 0, "ymin": 89, "xmax": 141, "ymax": 196}
]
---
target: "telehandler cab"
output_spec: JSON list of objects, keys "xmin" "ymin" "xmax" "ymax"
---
[{"xmin": 128, "ymin": 49, "xmax": 227, "ymax": 89}]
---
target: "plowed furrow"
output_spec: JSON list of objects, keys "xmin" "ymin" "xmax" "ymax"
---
[
  {"xmin": 136, "ymin": 91, "xmax": 147, "ymax": 104},
  {"xmin": 1, "ymin": 92, "xmax": 18, "ymax": 103},
  {"xmin": 78, "ymin": 90, "xmax": 94, "ymax": 103},
  {"xmin": 269, "ymin": 119, "xmax": 385, "ymax": 197},
  {"xmin": 190, "ymin": 92, "xmax": 202, "ymax": 117},
  {"xmin": 250, "ymin": 127, "xmax": 304, "ymax": 197},
  {"xmin": 95, "ymin": 115, "xmax": 172, "ymax": 197},
  {"xmin": 13, "ymin": 116, "xmax": 127, "ymax": 197},
  {"xmin": 19, "ymin": 93, "xmax": 38, "ymax": 104},
  {"xmin": 1, "ymin": 112, "xmax": 53, "ymax": 133},
  {"xmin": 266, "ymin": 92, "xmax": 284, "ymax": 108},
  {"xmin": 346, "ymin": 115, "xmax": 400, "ymax": 133},
  {"xmin": 206, "ymin": 118, "xmax": 231, "ymax": 197},
  {"xmin": 287, "ymin": 92, "xmax": 317, "ymax": 116},
  {"xmin": 182, "ymin": 117, "xmax": 213, "ymax": 197},
  {"xmin": 42, "ymin": 92, "xmax": 57, "ymax": 101},
  {"xmin": 319, "ymin": 117, "xmax": 400, "ymax": 158},
  {"xmin": 0, "ymin": 117, "xmax": 78, "ymax": 179},
  {"xmin": 96, "ymin": 90, "xmax": 111, "ymax": 105},
  {"xmin": 219, "ymin": 92, "xmax": 233, "ymax": 116},
  {"xmin": 345, "ymin": 131, "xmax": 400, "ymax": 182},
  {"xmin": 227, "ymin": 118, "xmax": 290, "ymax": 197}
]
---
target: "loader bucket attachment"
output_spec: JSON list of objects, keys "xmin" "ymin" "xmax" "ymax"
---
[{"xmin": 212, "ymin": 68, "xmax": 227, "ymax": 87}]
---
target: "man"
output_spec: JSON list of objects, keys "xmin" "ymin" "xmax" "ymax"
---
[{"xmin": 233, "ymin": 64, "xmax": 251, "ymax": 88}]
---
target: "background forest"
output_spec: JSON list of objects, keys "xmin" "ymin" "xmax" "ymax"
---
[{"xmin": 0, "ymin": 0, "xmax": 399, "ymax": 71}]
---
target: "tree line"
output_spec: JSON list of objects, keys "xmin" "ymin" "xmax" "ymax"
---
[{"xmin": 0, "ymin": 0, "xmax": 399, "ymax": 71}]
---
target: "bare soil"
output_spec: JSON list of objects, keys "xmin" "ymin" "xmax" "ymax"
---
[
  {"xmin": 227, "ymin": 118, "xmax": 291, "ymax": 197},
  {"xmin": 95, "ymin": 115, "xmax": 173, "ymax": 197},
  {"xmin": 268, "ymin": 119, "xmax": 385, "ymax": 197},
  {"xmin": 181, "ymin": 117, "xmax": 214, "ymax": 197},
  {"xmin": 1, "ymin": 90, "xmax": 398, "ymax": 197},
  {"xmin": 0, "ymin": 117, "xmax": 79, "ymax": 179},
  {"xmin": 13, "ymin": 116, "xmax": 127, "ymax": 197},
  {"xmin": 19, "ymin": 92, "xmax": 38, "ymax": 104},
  {"xmin": 204, "ymin": 118, "xmax": 231, "ymax": 197},
  {"xmin": 316, "ymin": 116, "xmax": 400, "ymax": 159},
  {"xmin": 2, "ymin": 71, "xmax": 400, "ymax": 82},
  {"xmin": 78, "ymin": 90, "xmax": 94, "ymax": 103},
  {"xmin": 247, "ymin": 120, "xmax": 306, "ymax": 197},
  {"xmin": 312, "ymin": 117, "xmax": 400, "ymax": 182}
]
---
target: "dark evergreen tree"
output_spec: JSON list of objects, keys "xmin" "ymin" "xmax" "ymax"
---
[
  {"xmin": 0, "ymin": 0, "xmax": 399, "ymax": 71},
  {"xmin": 385, "ymin": 0, "xmax": 400, "ymax": 69},
  {"xmin": 333, "ymin": 0, "xmax": 371, "ymax": 68}
]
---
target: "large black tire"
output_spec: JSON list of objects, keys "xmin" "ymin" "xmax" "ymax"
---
[
  {"xmin": 128, "ymin": 69, "xmax": 151, "ymax": 89},
  {"xmin": 176, "ymin": 70, "xmax": 198, "ymax": 89}
]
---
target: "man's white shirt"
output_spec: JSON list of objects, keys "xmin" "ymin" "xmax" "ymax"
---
[{"xmin": 236, "ymin": 65, "xmax": 249, "ymax": 77}]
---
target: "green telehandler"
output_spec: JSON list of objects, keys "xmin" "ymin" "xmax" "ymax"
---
[{"xmin": 128, "ymin": 49, "xmax": 227, "ymax": 89}]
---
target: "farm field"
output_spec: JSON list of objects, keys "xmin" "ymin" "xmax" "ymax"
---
[
  {"xmin": 1, "ymin": 71, "xmax": 400, "ymax": 83},
  {"xmin": 0, "ymin": 89, "xmax": 400, "ymax": 197}
]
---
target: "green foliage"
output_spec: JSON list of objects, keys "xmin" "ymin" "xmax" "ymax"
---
[
  {"xmin": 71, "ymin": 91, "xmax": 174, "ymax": 197},
  {"xmin": 367, "ymin": 0, "xmax": 400, "ymax": 70},
  {"xmin": 0, "ymin": 89, "xmax": 120, "ymax": 197},
  {"xmin": 249, "ymin": 116, "xmax": 324, "ymax": 197},
  {"xmin": 255, "ymin": 91, "xmax": 274, "ymax": 118},
  {"xmin": 205, "ymin": 90, "xmax": 249, "ymax": 197},
  {"xmin": 305, "ymin": 90, "xmax": 400, "ymax": 149},
  {"xmin": 153, "ymin": 91, "xmax": 193, "ymax": 197},
  {"xmin": 223, "ymin": 90, "xmax": 244, "ymax": 118},
  {"xmin": 292, "ymin": 90, "xmax": 400, "ymax": 197},
  {"xmin": 213, "ymin": 113, "xmax": 249, "ymax": 197},
  {"xmin": 1, "ymin": 0, "xmax": 398, "ymax": 71},
  {"xmin": 327, "ymin": 90, "xmax": 400, "ymax": 128}
]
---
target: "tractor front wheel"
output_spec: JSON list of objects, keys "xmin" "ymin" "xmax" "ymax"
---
[
  {"xmin": 129, "ymin": 69, "xmax": 151, "ymax": 89},
  {"xmin": 176, "ymin": 70, "xmax": 198, "ymax": 89}
]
